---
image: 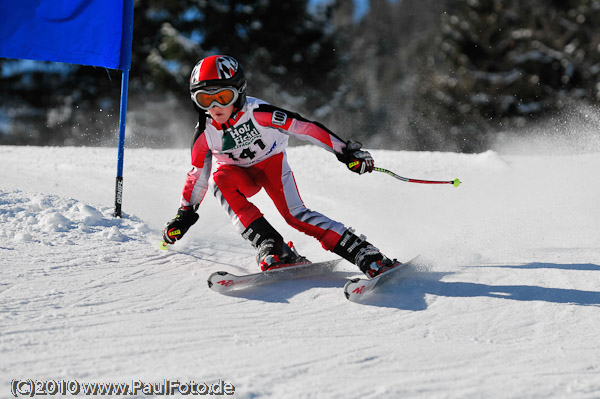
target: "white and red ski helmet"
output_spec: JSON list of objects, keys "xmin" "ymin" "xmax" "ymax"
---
[{"xmin": 190, "ymin": 55, "xmax": 247, "ymax": 109}]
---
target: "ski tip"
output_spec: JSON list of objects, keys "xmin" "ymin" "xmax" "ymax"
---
[
  {"xmin": 453, "ymin": 178, "xmax": 461, "ymax": 187},
  {"xmin": 207, "ymin": 271, "xmax": 229, "ymax": 290},
  {"xmin": 159, "ymin": 241, "xmax": 169, "ymax": 250}
]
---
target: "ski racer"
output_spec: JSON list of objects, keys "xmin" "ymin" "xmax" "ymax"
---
[{"xmin": 162, "ymin": 55, "xmax": 399, "ymax": 278}]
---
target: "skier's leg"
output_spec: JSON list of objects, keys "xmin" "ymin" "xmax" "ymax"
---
[
  {"xmin": 257, "ymin": 153, "xmax": 396, "ymax": 277},
  {"xmin": 257, "ymin": 152, "xmax": 346, "ymax": 250},
  {"xmin": 211, "ymin": 164, "xmax": 290, "ymax": 269},
  {"xmin": 211, "ymin": 164, "xmax": 263, "ymax": 232}
]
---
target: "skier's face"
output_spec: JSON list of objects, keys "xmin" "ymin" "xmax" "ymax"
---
[{"xmin": 208, "ymin": 104, "xmax": 234, "ymax": 124}]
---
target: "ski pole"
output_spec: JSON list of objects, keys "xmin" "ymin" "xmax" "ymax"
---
[{"xmin": 374, "ymin": 167, "xmax": 461, "ymax": 187}]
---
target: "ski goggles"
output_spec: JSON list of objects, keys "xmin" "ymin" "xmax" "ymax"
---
[{"xmin": 191, "ymin": 87, "xmax": 239, "ymax": 110}]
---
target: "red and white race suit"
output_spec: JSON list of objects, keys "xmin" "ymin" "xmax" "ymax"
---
[{"xmin": 180, "ymin": 96, "xmax": 349, "ymax": 250}]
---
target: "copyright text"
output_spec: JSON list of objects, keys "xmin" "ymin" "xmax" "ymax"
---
[{"xmin": 10, "ymin": 378, "xmax": 236, "ymax": 397}]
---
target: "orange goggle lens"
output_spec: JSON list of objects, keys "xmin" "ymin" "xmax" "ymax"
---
[{"xmin": 193, "ymin": 88, "xmax": 237, "ymax": 109}]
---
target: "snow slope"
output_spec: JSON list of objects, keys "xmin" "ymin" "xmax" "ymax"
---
[{"xmin": 1, "ymin": 144, "xmax": 600, "ymax": 398}]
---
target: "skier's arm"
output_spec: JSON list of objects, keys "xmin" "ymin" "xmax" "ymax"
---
[
  {"xmin": 253, "ymin": 104, "xmax": 346, "ymax": 153},
  {"xmin": 180, "ymin": 127, "xmax": 212, "ymax": 208},
  {"xmin": 163, "ymin": 126, "xmax": 212, "ymax": 245},
  {"xmin": 253, "ymin": 104, "xmax": 373, "ymax": 174}
]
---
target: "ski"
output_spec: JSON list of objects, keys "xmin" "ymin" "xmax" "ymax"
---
[
  {"xmin": 343, "ymin": 256, "xmax": 420, "ymax": 302},
  {"xmin": 207, "ymin": 259, "xmax": 343, "ymax": 293}
]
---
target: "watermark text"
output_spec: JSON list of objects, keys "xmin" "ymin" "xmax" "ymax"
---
[{"xmin": 10, "ymin": 378, "xmax": 235, "ymax": 397}]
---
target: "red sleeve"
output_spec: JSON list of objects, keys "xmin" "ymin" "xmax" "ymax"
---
[
  {"xmin": 253, "ymin": 104, "xmax": 346, "ymax": 154},
  {"xmin": 181, "ymin": 132, "xmax": 212, "ymax": 207},
  {"xmin": 191, "ymin": 130, "xmax": 210, "ymax": 168}
]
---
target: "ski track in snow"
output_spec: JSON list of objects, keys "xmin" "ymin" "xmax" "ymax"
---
[{"xmin": 1, "ymin": 145, "xmax": 600, "ymax": 398}]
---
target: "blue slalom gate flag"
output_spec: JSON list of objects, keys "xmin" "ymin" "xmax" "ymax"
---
[
  {"xmin": 0, "ymin": 0, "xmax": 131, "ymax": 70},
  {"xmin": 0, "ymin": 0, "xmax": 135, "ymax": 217}
]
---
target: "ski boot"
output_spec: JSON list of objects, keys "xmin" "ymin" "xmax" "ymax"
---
[
  {"xmin": 333, "ymin": 228, "xmax": 400, "ymax": 278},
  {"xmin": 242, "ymin": 217, "xmax": 308, "ymax": 271},
  {"xmin": 257, "ymin": 240, "xmax": 307, "ymax": 271},
  {"xmin": 362, "ymin": 256, "xmax": 400, "ymax": 278}
]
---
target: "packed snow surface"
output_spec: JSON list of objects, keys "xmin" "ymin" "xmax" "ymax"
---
[{"xmin": 1, "ymin": 144, "xmax": 600, "ymax": 398}]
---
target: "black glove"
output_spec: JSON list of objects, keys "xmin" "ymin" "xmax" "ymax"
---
[
  {"xmin": 336, "ymin": 140, "xmax": 374, "ymax": 174},
  {"xmin": 162, "ymin": 206, "xmax": 199, "ymax": 244}
]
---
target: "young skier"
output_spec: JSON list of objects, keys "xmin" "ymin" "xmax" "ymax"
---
[{"xmin": 162, "ymin": 55, "xmax": 399, "ymax": 278}]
